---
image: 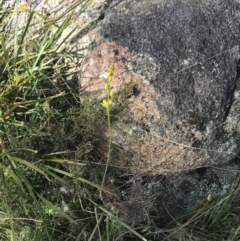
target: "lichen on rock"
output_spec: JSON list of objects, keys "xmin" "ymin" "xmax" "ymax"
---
[{"xmin": 97, "ymin": 0, "xmax": 240, "ymax": 170}]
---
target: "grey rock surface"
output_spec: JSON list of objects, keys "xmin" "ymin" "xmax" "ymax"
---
[
  {"xmin": 105, "ymin": 162, "xmax": 240, "ymax": 225},
  {"xmin": 100, "ymin": 0, "xmax": 240, "ymax": 165},
  {"xmin": 82, "ymin": 0, "xmax": 240, "ymax": 216}
]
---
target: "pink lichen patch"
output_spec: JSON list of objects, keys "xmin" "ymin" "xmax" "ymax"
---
[
  {"xmin": 79, "ymin": 35, "xmax": 209, "ymax": 175},
  {"xmin": 79, "ymin": 36, "xmax": 141, "ymax": 95}
]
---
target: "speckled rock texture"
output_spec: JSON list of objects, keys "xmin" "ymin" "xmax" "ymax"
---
[
  {"xmin": 80, "ymin": 0, "xmax": 240, "ymax": 175},
  {"xmin": 104, "ymin": 163, "xmax": 240, "ymax": 225}
]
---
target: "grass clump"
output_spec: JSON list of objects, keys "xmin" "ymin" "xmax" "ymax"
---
[
  {"xmin": 0, "ymin": 1, "xmax": 147, "ymax": 240},
  {"xmin": 0, "ymin": 1, "xmax": 110, "ymax": 240}
]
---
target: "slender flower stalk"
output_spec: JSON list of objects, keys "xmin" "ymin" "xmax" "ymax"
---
[{"xmin": 101, "ymin": 64, "xmax": 115, "ymax": 191}]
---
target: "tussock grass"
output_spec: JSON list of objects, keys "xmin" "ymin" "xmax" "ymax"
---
[{"xmin": 0, "ymin": 1, "xmax": 111, "ymax": 240}]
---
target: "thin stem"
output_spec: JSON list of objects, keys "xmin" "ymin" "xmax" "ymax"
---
[
  {"xmin": 101, "ymin": 93, "xmax": 112, "ymax": 188},
  {"xmin": 100, "ymin": 63, "xmax": 114, "ymax": 200}
]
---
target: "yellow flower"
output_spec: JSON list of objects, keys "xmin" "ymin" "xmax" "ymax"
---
[
  {"xmin": 102, "ymin": 64, "xmax": 115, "ymax": 110},
  {"xmin": 109, "ymin": 90, "xmax": 114, "ymax": 98},
  {"xmin": 104, "ymin": 83, "xmax": 108, "ymax": 90},
  {"xmin": 102, "ymin": 99, "xmax": 108, "ymax": 109},
  {"xmin": 102, "ymin": 99, "xmax": 112, "ymax": 109},
  {"xmin": 107, "ymin": 63, "xmax": 115, "ymax": 82}
]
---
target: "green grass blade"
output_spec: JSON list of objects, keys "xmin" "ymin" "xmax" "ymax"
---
[
  {"xmin": 89, "ymin": 199, "xmax": 148, "ymax": 241},
  {"xmin": 89, "ymin": 211, "xmax": 104, "ymax": 241},
  {"xmin": 55, "ymin": 24, "xmax": 77, "ymax": 52},
  {"xmin": 43, "ymin": 157, "xmax": 85, "ymax": 165},
  {"xmin": 43, "ymin": 163, "xmax": 112, "ymax": 194},
  {"xmin": 230, "ymin": 225, "xmax": 240, "ymax": 241},
  {"xmin": 31, "ymin": 30, "xmax": 51, "ymax": 72},
  {"xmin": 16, "ymin": 168, "xmax": 51, "ymax": 239},
  {"xmin": 36, "ymin": 193, "xmax": 75, "ymax": 223},
  {"xmin": 0, "ymin": 163, "xmax": 25, "ymax": 195},
  {"xmin": 1, "ymin": 34, "xmax": 8, "ymax": 63},
  {"xmin": 4, "ymin": 198, "xmax": 16, "ymax": 241},
  {"xmin": 53, "ymin": 0, "xmax": 93, "ymax": 21},
  {"xmin": 14, "ymin": 10, "xmax": 35, "ymax": 61},
  {"xmin": 19, "ymin": 11, "xmax": 35, "ymax": 46},
  {"xmin": 3, "ymin": 165, "xmax": 25, "ymax": 192},
  {"xmin": 45, "ymin": 14, "xmax": 72, "ymax": 50},
  {"xmin": 0, "ymin": 148, "xmax": 37, "ymax": 156},
  {"xmin": 10, "ymin": 156, "xmax": 50, "ymax": 181},
  {"xmin": 41, "ymin": 167, "xmax": 70, "ymax": 186},
  {"xmin": 78, "ymin": 0, "xmax": 94, "ymax": 14}
]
